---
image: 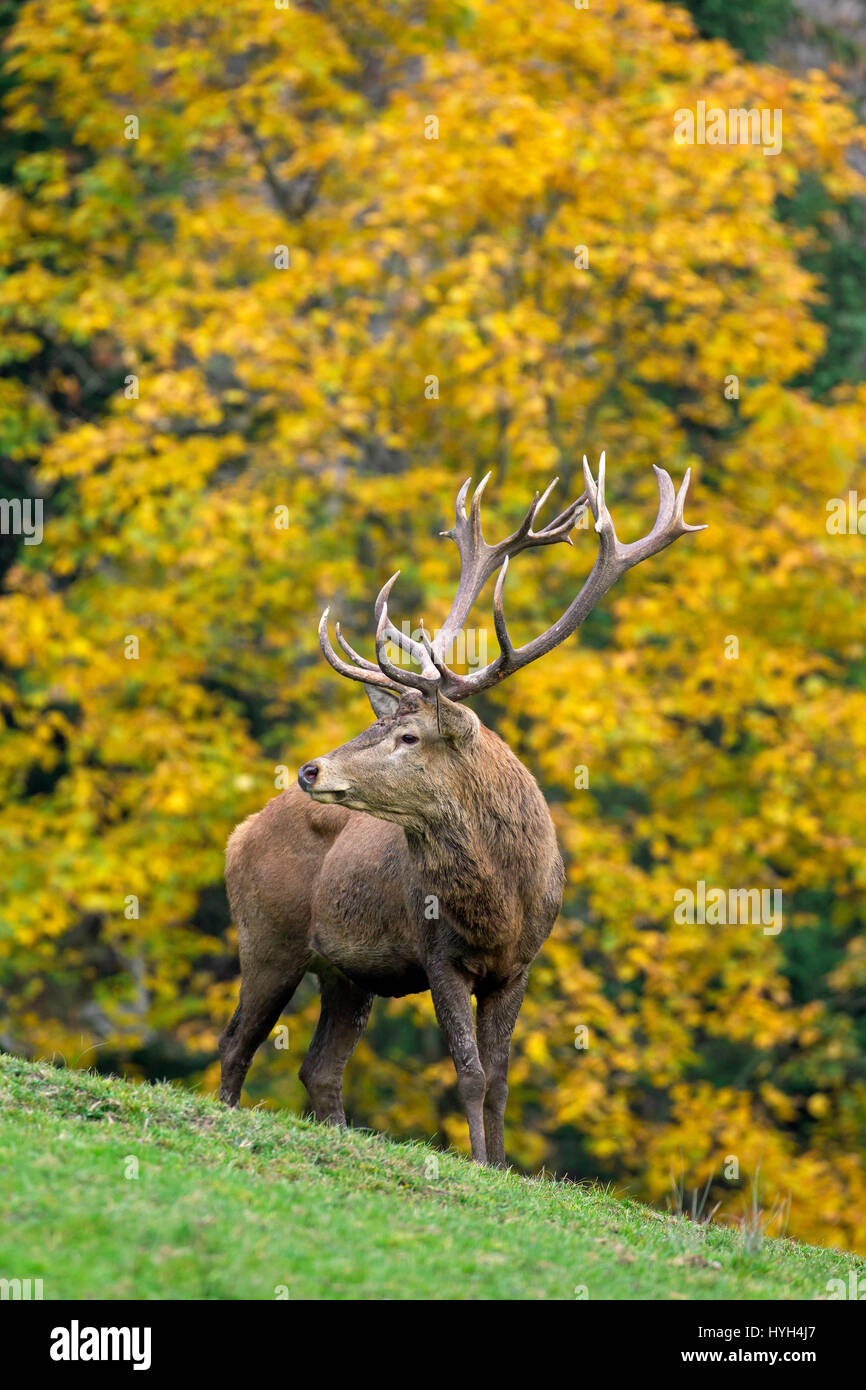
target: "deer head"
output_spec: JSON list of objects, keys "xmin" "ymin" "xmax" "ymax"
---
[
  {"xmin": 298, "ymin": 687, "xmax": 480, "ymax": 829},
  {"xmin": 298, "ymin": 454, "xmax": 704, "ymax": 822}
]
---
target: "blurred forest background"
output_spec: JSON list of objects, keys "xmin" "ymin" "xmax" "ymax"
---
[{"xmin": 1, "ymin": 0, "xmax": 866, "ymax": 1252}]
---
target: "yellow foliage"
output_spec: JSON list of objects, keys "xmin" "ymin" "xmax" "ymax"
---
[{"xmin": 0, "ymin": 0, "xmax": 865, "ymax": 1252}]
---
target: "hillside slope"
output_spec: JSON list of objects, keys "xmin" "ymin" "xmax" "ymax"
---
[{"xmin": 0, "ymin": 1055, "xmax": 861, "ymax": 1301}]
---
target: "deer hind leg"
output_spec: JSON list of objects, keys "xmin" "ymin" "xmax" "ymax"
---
[
  {"xmin": 427, "ymin": 956, "xmax": 488, "ymax": 1164},
  {"xmin": 476, "ymin": 969, "xmax": 529, "ymax": 1168},
  {"xmin": 299, "ymin": 965, "xmax": 373, "ymax": 1125},
  {"xmin": 219, "ymin": 954, "xmax": 309, "ymax": 1107}
]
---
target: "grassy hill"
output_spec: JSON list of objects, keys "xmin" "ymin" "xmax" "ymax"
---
[{"xmin": 0, "ymin": 1053, "xmax": 861, "ymax": 1301}]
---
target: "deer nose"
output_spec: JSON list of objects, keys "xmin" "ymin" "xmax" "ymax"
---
[{"xmin": 298, "ymin": 761, "xmax": 320, "ymax": 790}]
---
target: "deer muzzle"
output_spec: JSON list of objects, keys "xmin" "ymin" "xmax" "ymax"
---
[{"xmin": 298, "ymin": 760, "xmax": 352, "ymax": 801}]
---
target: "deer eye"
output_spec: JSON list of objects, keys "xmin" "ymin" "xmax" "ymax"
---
[{"xmin": 400, "ymin": 733, "xmax": 419, "ymax": 745}]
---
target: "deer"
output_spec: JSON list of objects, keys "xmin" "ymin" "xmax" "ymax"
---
[{"xmin": 219, "ymin": 454, "xmax": 704, "ymax": 1164}]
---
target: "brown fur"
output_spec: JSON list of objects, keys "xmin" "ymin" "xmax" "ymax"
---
[{"xmin": 219, "ymin": 690, "xmax": 564, "ymax": 1164}]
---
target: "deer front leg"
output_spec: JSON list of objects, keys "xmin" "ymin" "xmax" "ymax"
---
[
  {"xmin": 427, "ymin": 956, "xmax": 487, "ymax": 1164},
  {"xmin": 476, "ymin": 968, "xmax": 529, "ymax": 1167}
]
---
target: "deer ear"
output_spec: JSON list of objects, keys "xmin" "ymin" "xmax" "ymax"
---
[
  {"xmin": 365, "ymin": 684, "xmax": 401, "ymax": 719},
  {"xmin": 435, "ymin": 691, "xmax": 479, "ymax": 746}
]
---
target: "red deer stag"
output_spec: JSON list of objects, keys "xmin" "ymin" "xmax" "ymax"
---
[{"xmin": 220, "ymin": 455, "xmax": 704, "ymax": 1164}]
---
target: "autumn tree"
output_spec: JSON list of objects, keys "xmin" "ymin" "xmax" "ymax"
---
[{"xmin": 1, "ymin": 0, "xmax": 865, "ymax": 1250}]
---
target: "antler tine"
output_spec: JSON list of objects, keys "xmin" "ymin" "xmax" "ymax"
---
[
  {"xmin": 504, "ymin": 478, "xmax": 590, "ymax": 548},
  {"xmin": 418, "ymin": 619, "xmax": 453, "ymax": 682},
  {"xmin": 318, "ymin": 608, "xmax": 403, "ymax": 694},
  {"xmin": 444, "ymin": 476, "xmax": 473, "ymax": 537},
  {"xmin": 335, "ymin": 622, "xmax": 380, "ymax": 672},
  {"xmin": 533, "ymin": 475, "xmax": 558, "ymax": 518},
  {"xmin": 509, "ymin": 476, "xmax": 561, "ymax": 543},
  {"xmin": 374, "ymin": 598, "xmax": 440, "ymax": 696},
  {"xmin": 492, "ymin": 557, "xmax": 516, "ymax": 670},
  {"xmin": 467, "ymin": 471, "xmax": 492, "ymax": 540},
  {"xmin": 539, "ymin": 496, "xmax": 587, "ymax": 544},
  {"xmin": 541, "ymin": 491, "xmax": 588, "ymax": 536},
  {"xmin": 439, "ymin": 453, "xmax": 706, "ymax": 701},
  {"xmin": 508, "ymin": 486, "xmax": 542, "ymax": 544},
  {"xmin": 373, "ymin": 571, "xmax": 439, "ymax": 677}
]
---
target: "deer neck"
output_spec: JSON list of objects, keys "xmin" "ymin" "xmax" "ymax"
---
[{"xmin": 404, "ymin": 770, "xmax": 543, "ymax": 948}]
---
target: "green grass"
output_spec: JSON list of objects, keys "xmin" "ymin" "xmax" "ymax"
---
[{"xmin": 0, "ymin": 1053, "xmax": 862, "ymax": 1300}]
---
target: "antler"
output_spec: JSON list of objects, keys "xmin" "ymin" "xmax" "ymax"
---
[
  {"xmin": 316, "ymin": 455, "xmax": 705, "ymax": 702},
  {"xmin": 318, "ymin": 570, "xmax": 439, "ymax": 698},
  {"xmin": 430, "ymin": 473, "xmax": 586, "ymax": 666}
]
